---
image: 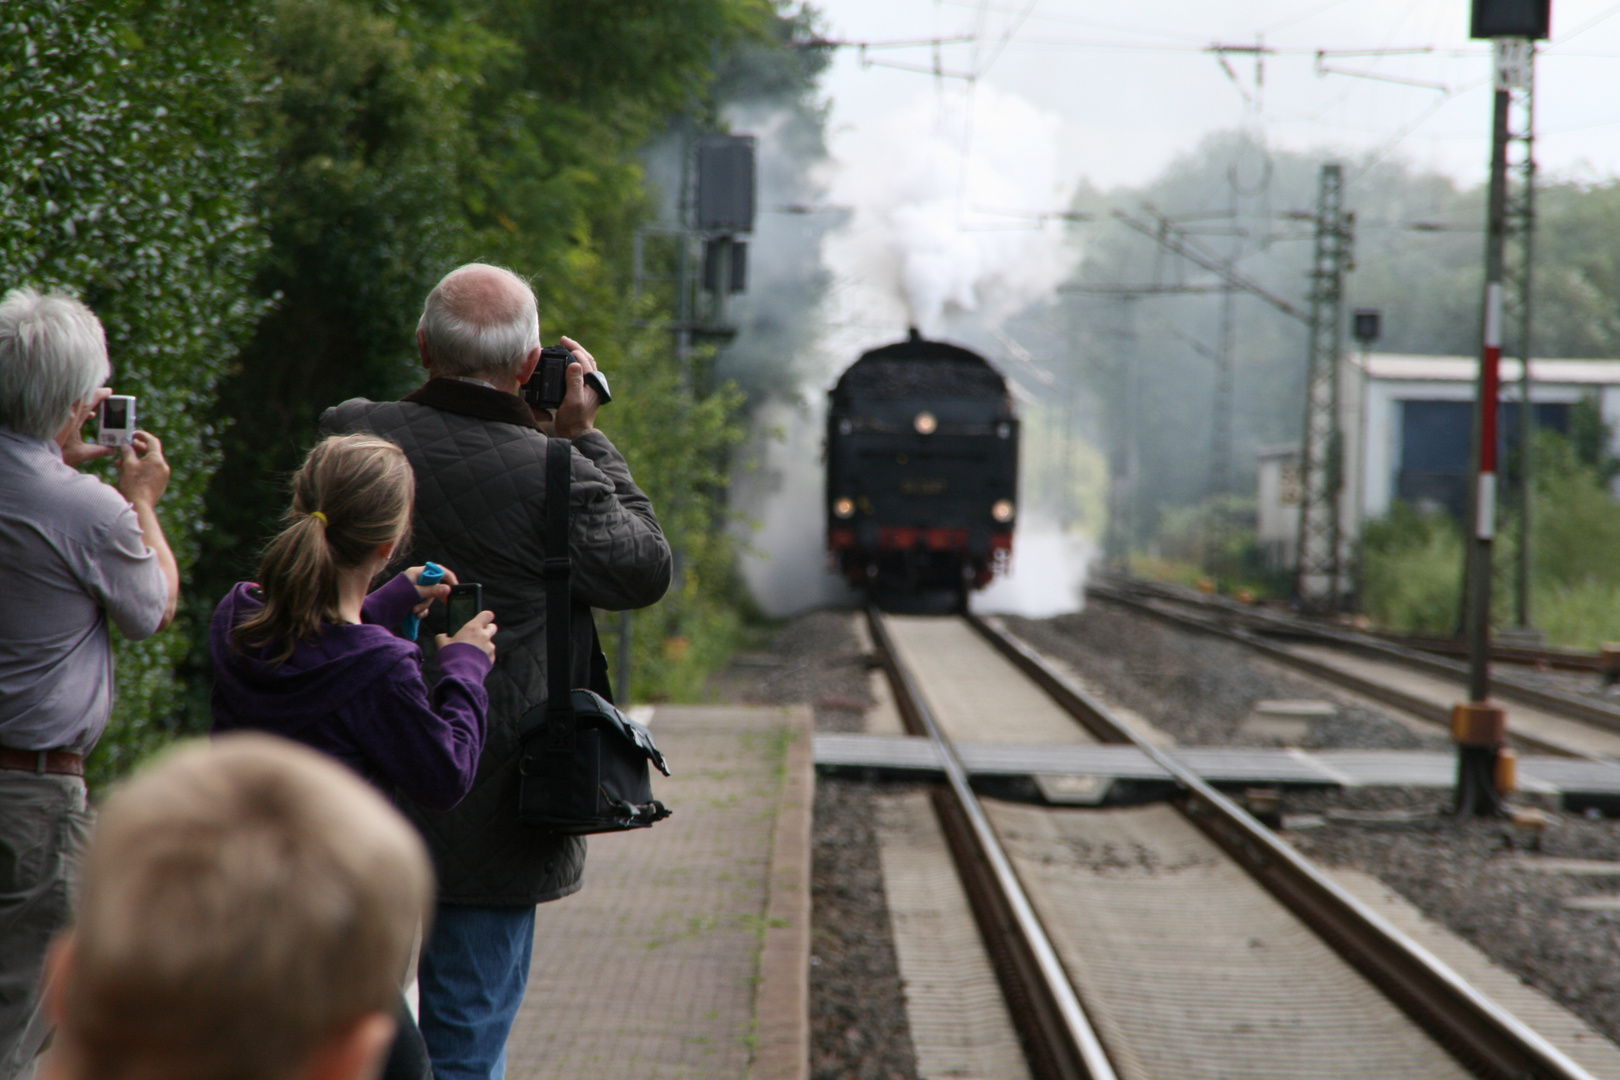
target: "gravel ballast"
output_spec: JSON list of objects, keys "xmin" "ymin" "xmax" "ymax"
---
[
  {"xmin": 708, "ymin": 599, "xmax": 1620, "ymax": 1058},
  {"xmin": 1005, "ymin": 600, "xmax": 1448, "ymax": 751},
  {"xmin": 1019, "ymin": 597, "xmax": 1620, "ymax": 1043}
]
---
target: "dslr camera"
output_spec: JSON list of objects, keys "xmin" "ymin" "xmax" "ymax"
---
[{"xmin": 523, "ymin": 345, "xmax": 612, "ymax": 411}]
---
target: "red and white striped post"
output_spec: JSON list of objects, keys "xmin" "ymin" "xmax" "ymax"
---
[{"xmin": 1455, "ymin": 37, "xmax": 1534, "ymax": 815}]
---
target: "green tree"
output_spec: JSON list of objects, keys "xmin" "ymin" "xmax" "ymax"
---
[
  {"xmin": 193, "ymin": 0, "xmax": 489, "ymax": 614},
  {"xmin": 0, "ymin": 0, "xmax": 271, "ymax": 779},
  {"xmin": 193, "ymin": 0, "xmax": 778, "ymax": 706}
]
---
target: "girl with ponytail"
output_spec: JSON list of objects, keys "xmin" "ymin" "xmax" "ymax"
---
[
  {"xmin": 209, "ymin": 433, "xmax": 495, "ymax": 1080},
  {"xmin": 208, "ymin": 433, "xmax": 496, "ymax": 811}
]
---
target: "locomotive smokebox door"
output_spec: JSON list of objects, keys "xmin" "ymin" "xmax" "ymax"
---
[{"xmin": 825, "ymin": 332, "xmax": 1019, "ymax": 614}]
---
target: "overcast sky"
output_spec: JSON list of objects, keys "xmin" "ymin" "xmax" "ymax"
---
[{"xmin": 812, "ymin": 0, "xmax": 1620, "ymax": 193}]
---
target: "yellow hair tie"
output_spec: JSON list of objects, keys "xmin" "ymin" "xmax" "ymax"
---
[{"xmin": 310, "ymin": 511, "xmax": 328, "ymax": 526}]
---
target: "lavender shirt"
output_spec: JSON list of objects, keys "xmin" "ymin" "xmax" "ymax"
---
[
  {"xmin": 210, "ymin": 573, "xmax": 490, "ymax": 810},
  {"xmin": 0, "ymin": 429, "xmax": 168, "ymax": 753}
]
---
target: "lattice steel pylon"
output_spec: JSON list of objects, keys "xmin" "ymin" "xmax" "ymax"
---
[
  {"xmin": 1504, "ymin": 46, "xmax": 1537, "ymax": 631},
  {"xmin": 1295, "ymin": 163, "xmax": 1356, "ymax": 609}
]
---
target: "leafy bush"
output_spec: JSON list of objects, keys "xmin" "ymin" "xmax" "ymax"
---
[
  {"xmin": 1534, "ymin": 583, "xmax": 1620, "ymax": 651},
  {"xmin": 1360, "ymin": 503, "xmax": 1464, "ymax": 636},
  {"xmin": 0, "ymin": 1, "xmax": 271, "ymax": 782},
  {"xmin": 1362, "ymin": 429, "xmax": 1620, "ymax": 648},
  {"xmin": 1531, "ymin": 434, "xmax": 1620, "ymax": 591}
]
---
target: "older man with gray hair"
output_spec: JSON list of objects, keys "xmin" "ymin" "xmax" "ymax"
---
[
  {"xmin": 0, "ymin": 288, "xmax": 179, "ymax": 1074},
  {"xmin": 322, "ymin": 263, "xmax": 670, "ymax": 1080}
]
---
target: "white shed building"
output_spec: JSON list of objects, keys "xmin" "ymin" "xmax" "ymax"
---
[{"xmin": 1256, "ymin": 353, "xmax": 1620, "ymax": 572}]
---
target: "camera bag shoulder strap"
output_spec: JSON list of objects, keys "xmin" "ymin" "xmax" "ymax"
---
[{"xmin": 544, "ymin": 436, "xmax": 574, "ymax": 743}]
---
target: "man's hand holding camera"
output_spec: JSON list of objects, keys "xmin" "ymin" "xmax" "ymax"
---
[
  {"xmin": 57, "ymin": 383, "xmax": 178, "ymax": 629},
  {"xmin": 531, "ymin": 335, "xmax": 600, "ymax": 439},
  {"xmin": 57, "ymin": 387, "xmax": 113, "ymax": 469},
  {"xmin": 116, "ymin": 432, "xmax": 171, "ymax": 512}
]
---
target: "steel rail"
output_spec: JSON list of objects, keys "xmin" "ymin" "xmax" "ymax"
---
[
  {"xmin": 1086, "ymin": 578, "xmax": 1596, "ymax": 759},
  {"xmin": 1100, "ymin": 575, "xmax": 1620, "ymax": 733},
  {"xmin": 967, "ymin": 611, "xmax": 1598, "ymax": 1080},
  {"xmin": 1380, "ymin": 633, "xmax": 1601, "ymax": 674},
  {"xmin": 865, "ymin": 609, "xmax": 1117, "ymax": 1080}
]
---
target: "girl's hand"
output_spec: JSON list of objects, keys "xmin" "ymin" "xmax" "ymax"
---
[
  {"xmin": 404, "ymin": 565, "xmax": 459, "ymax": 615},
  {"xmin": 437, "ymin": 610, "xmax": 497, "ymax": 663}
]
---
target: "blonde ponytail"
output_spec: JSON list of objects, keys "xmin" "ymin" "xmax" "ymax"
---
[{"xmin": 233, "ymin": 435, "xmax": 415, "ymax": 663}]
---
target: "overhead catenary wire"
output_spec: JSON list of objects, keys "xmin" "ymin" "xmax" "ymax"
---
[{"xmin": 812, "ymin": 3, "xmax": 1620, "ymax": 234}]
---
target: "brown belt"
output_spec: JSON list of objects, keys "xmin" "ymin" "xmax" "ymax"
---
[{"xmin": 0, "ymin": 748, "xmax": 85, "ymax": 776}]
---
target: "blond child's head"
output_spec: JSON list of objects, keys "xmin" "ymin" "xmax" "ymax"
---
[{"xmin": 44, "ymin": 733, "xmax": 432, "ymax": 1080}]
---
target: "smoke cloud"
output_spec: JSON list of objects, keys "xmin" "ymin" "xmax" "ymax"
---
[
  {"xmin": 821, "ymin": 83, "xmax": 1079, "ymax": 340},
  {"xmin": 969, "ymin": 519, "xmax": 1094, "ymax": 618},
  {"xmin": 731, "ymin": 82, "xmax": 1095, "ymax": 619},
  {"xmin": 732, "ymin": 396, "xmax": 861, "ymax": 615}
]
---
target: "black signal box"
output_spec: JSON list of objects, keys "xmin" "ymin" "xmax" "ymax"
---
[
  {"xmin": 1352, "ymin": 308, "xmax": 1381, "ymax": 346},
  {"xmin": 696, "ymin": 135, "xmax": 756, "ymax": 233},
  {"xmin": 1470, "ymin": 0, "xmax": 1550, "ymax": 40}
]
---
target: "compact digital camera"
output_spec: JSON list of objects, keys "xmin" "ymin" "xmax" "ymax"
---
[{"xmin": 97, "ymin": 395, "xmax": 137, "ymax": 446}]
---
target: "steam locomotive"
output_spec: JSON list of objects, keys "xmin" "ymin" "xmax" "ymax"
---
[{"xmin": 825, "ymin": 330, "xmax": 1019, "ymax": 612}]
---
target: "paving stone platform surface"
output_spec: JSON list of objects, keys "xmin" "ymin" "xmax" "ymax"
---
[{"xmin": 506, "ymin": 704, "xmax": 812, "ymax": 1080}]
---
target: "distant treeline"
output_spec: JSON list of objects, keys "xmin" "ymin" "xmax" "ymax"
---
[{"xmin": 1013, "ymin": 130, "xmax": 1620, "ymax": 545}]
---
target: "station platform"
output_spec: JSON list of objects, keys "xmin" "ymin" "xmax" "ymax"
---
[
  {"xmin": 816, "ymin": 732, "xmax": 1620, "ymax": 801},
  {"xmin": 506, "ymin": 704, "xmax": 813, "ymax": 1080}
]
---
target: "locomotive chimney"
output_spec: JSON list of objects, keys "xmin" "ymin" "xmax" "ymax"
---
[{"xmin": 907, "ymin": 326, "xmax": 921, "ymax": 343}]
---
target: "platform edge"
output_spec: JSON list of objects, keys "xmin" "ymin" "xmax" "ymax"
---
[{"xmin": 748, "ymin": 705, "xmax": 813, "ymax": 1080}]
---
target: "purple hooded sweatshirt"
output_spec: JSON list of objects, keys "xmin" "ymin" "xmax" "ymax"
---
[{"xmin": 210, "ymin": 573, "xmax": 490, "ymax": 810}]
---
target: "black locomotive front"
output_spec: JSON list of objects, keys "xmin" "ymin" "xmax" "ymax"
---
[{"xmin": 825, "ymin": 331, "xmax": 1018, "ymax": 611}]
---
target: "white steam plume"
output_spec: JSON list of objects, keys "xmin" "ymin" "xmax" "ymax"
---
[
  {"xmin": 732, "ymin": 397, "xmax": 861, "ymax": 617},
  {"xmin": 969, "ymin": 518, "xmax": 1095, "ymax": 619},
  {"xmin": 735, "ymin": 84, "xmax": 1091, "ymax": 618},
  {"xmin": 820, "ymin": 83, "xmax": 1079, "ymax": 340}
]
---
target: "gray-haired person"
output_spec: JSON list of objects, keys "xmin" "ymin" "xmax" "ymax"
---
[
  {"xmin": 0, "ymin": 288, "xmax": 178, "ymax": 1075},
  {"xmin": 322, "ymin": 263, "xmax": 671, "ymax": 1080}
]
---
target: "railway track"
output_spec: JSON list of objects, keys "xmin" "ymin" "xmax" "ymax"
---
[
  {"xmin": 866, "ymin": 606, "xmax": 1598, "ymax": 1080},
  {"xmin": 1088, "ymin": 575, "xmax": 1620, "ymax": 761}
]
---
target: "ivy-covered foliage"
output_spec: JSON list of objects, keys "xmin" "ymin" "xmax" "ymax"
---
[{"xmin": 0, "ymin": 1, "xmax": 271, "ymax": 779}]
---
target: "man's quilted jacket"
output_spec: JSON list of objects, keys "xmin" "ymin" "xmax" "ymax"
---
[{"xmin": 322, "ymin": 379, "xmax": 672, "ymax": 905}]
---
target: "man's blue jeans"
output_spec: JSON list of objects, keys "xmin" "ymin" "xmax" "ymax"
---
[{"xmin": 417, "ymin": 904, "xmax": 536, "ymax": 1080}]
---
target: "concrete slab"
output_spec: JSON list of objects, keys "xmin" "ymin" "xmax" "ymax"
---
[
  {"xmin": 883, "ymin": 616, "xmax": 1093, "ymax": 746},
  {"xmin": 980, "ymin": 617, "xmax": 1175, "ymax": 747},
  {"xmin": 843, "ymin": 612, "xmax": 908, "ymax": 735},
  {"xmin": 1563, "ymin": 896, "xmax": 1620, "ymax": 914},
  {"xmin": 813, "ymin": 734, "xmax": 1620, "ymax": 798},
  {"xmin": 991, "ymin": 801, "xmax": 1472, "ymax": 1079},
  {"xmin": 506, "ymin": 704, "xmax": 812, "ymax": 1080},
  {"xmin": 1239, "ymin": 700, "xmax": 1335, "ymax": 742},
  {"xmin": 875, "ymin": 791, "xmax": 1030, "ymax": 1080},
  {"xmin": 1509, "ymin": 857, "xmax": 1620, "ymax": 876}
]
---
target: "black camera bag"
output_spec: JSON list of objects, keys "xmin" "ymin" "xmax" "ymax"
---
[{"xmin": 516, "ymin": 436, "xmax": 670, "ymax": 834}]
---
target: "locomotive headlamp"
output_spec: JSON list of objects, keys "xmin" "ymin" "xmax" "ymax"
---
[
  {"xmin": 833, "ymin": 496, "xmax": 856, "ymax": 519},
  {"xmin": 913, "ymin": 411, "xmax": 937, "ymax": 435},
  {"xmin": 991, "ymin": 499, "xmax": 1015, "ymax": 523}
]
